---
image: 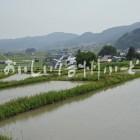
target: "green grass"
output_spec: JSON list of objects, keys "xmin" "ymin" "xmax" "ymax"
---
[
  {"xmin": 0, "ymin": 75, "xmax": 51, "ymax": 89},
  {"xmin": 0, "ymin": 68, "xmax": 129, "ymax": 90},
  {"xmin": 0, "ymin": 135, "xmax": 11, "ymax": 140},
  {"xmin": 0, "ymin": 70, "xmax": 97, "ymax": 90},
  {"xmin": 0, "ymin": 73, "xmax": 12, "ymax": 80},
  {"xmin": 0, "ymin": 60, "xmax": 134, "ymax": 89},
  {"xmin": 0, "ymin": 73, "xmax": 139, "ymax": 121}
]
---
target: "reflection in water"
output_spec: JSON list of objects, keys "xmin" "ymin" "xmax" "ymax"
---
[
  {"xmin": 0, "ymin": 91, "xmax": 94, "ymax": 127},
  {"xmin": 0, "ymin": 81, "xmax": 82, "ymax": 104},
  {"xmin": 0, "ymin": 79, "xmax": 140, "ymax": 140}
]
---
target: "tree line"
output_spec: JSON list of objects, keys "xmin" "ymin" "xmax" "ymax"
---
[{"xmin": 76, "ymin": 45, "xmax": 140, "ymax": 66}]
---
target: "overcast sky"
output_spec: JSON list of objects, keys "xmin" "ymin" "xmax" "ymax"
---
[{"xmin": 0, "ymin": 0, "xmax": 140, "ymax": 38}]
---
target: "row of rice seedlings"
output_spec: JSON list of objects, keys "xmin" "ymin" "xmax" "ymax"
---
[{"xmin": 0, "ymin": 73, "xmax": 139, "ymax": 121}]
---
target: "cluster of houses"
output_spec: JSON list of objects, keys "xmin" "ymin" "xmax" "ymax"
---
[
  {"xmin": 100, "ymin": 49, "xmax": 140, "ymax": 63},
  {"xmin": 1, "ymin": 48, "xmax": 140, "ymax": 72},
  {"xmin": 99, "ymin": 55, "xmax": 125, "ymax": 63}
]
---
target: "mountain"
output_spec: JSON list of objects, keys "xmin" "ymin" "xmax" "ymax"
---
[
  {"xmin": 0, "ymin": 22, "xmax": 140, "ymax": 52},
  {"xmin": 65, "ymin": 22, "xmax": 140, "ymax": 47},
  {"xmin": 0, "ymin": 32, "xmax": 78, "ymax": 52},
  {"xmin": 70, "ymin": 32, "xmax": 98, "ymax": 44},
  {"xmin": 115, "ymin": 28, "xmax": 140, "ymax": 50},
  {"xmin": 99, "ymin": 22, "xmax": 140, "ymax": 43}
]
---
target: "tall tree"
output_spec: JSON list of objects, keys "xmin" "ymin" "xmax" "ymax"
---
[
  {"xmin": 76, "ymin": 50, "xmax": 97, "ymax": 67},
  {"xmin": 98, "ymin": 45, "xmax": 117, "ymax": 57},
  {"xmin": 126, "ymin": 47, "xmax": 136, "ymax": 60}
]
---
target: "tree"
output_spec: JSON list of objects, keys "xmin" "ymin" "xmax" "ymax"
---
[
  {"xmin": 25, "ymin": 48, "xmax": 36, "ymax": 54},
  {"xmin": 126, "ymin": 47, "xmax": 136, "ymax": 60},
  {"xmin": 76, "ymin": 50, "xmax": 97, "ymax": 67},
  {"xmin": 98, "ymin": 45, "xmax": 117, "ymax": 57}
]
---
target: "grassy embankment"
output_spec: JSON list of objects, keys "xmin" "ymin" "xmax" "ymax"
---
[
  {"xmin": 0, "ymin": 70, "xmax": 102, "ymax": 90},
  {"xmin": 0, "ymin": 61, "xmax": 131, "ymax": 89},
  {"xmin": 0, "ymin": 75, "xmax": 54, "ymax": 90},
  {"xmin": 0, "ymin": 73, "xmax": 139, "ymax": 121},
  {"xmin": 0, "ymin": 73, "xmax": 12, "ymax": 80},
  {"xmin": 0, "ymin": 135, "xmax": 11, "ymax": 140},
  {"xmin": 0, "ymin": 67, "xmax": 80, "ymax": 89},
  {"xmin": 0, "ymin": 66, "xmax": 132, "ymax": 90}
]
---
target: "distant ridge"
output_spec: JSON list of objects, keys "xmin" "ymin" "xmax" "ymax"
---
[
  {"xmin": 115, "ymin": 28, "xmax": 140, "ymax": 49},
  {"xmin": 0, "ymin": 22, "xmax": 140, "ymax": 52}
]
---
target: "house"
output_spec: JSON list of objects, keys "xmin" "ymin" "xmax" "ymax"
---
[
  {"xmin": 0, "ymin": 61, "xmax": 5, "ymax": 64},
  {"xmin": 112, "ymin": 56, "xmax": 122, "ymax": 62},
  {"xmin": 100, "ymin": 55, "xmax": 112, "ymax": 63},
  {"xmin": 136, "ymin": 49, "xmax": 140, "ymax": 54}
]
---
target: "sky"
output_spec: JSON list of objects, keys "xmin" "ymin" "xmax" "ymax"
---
[{"xmin": 0, "ymin": 0, "xmax": 140, "ymax": 38}]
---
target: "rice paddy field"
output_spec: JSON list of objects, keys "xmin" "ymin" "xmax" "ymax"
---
[{"xmin": 0, "ymin": 53, "xmax": 140, "ymax": 139}]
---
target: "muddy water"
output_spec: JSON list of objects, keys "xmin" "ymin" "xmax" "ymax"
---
[
  {"xmin": 0, "ymin": 81, "xmax": 82, "ymax": 104},
  {"xmin": 0, "ymin": 79, "xmax": 140, "ymax": 140},
  {"xmin": 1, "ymin": 74, "xmax": 32, "ymax": 82}
]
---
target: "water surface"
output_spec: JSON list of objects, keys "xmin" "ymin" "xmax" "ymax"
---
[
  {"xmin": 0, "ymin": 79, "xmax": 140, "ymax": 140},
  {"xmin": 0, "ymin": 81, "xmax": 81, "ymax": 104},
  {"xmin": 1, "ymin": 74, "xmax": 31, "ymax": 82}
]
